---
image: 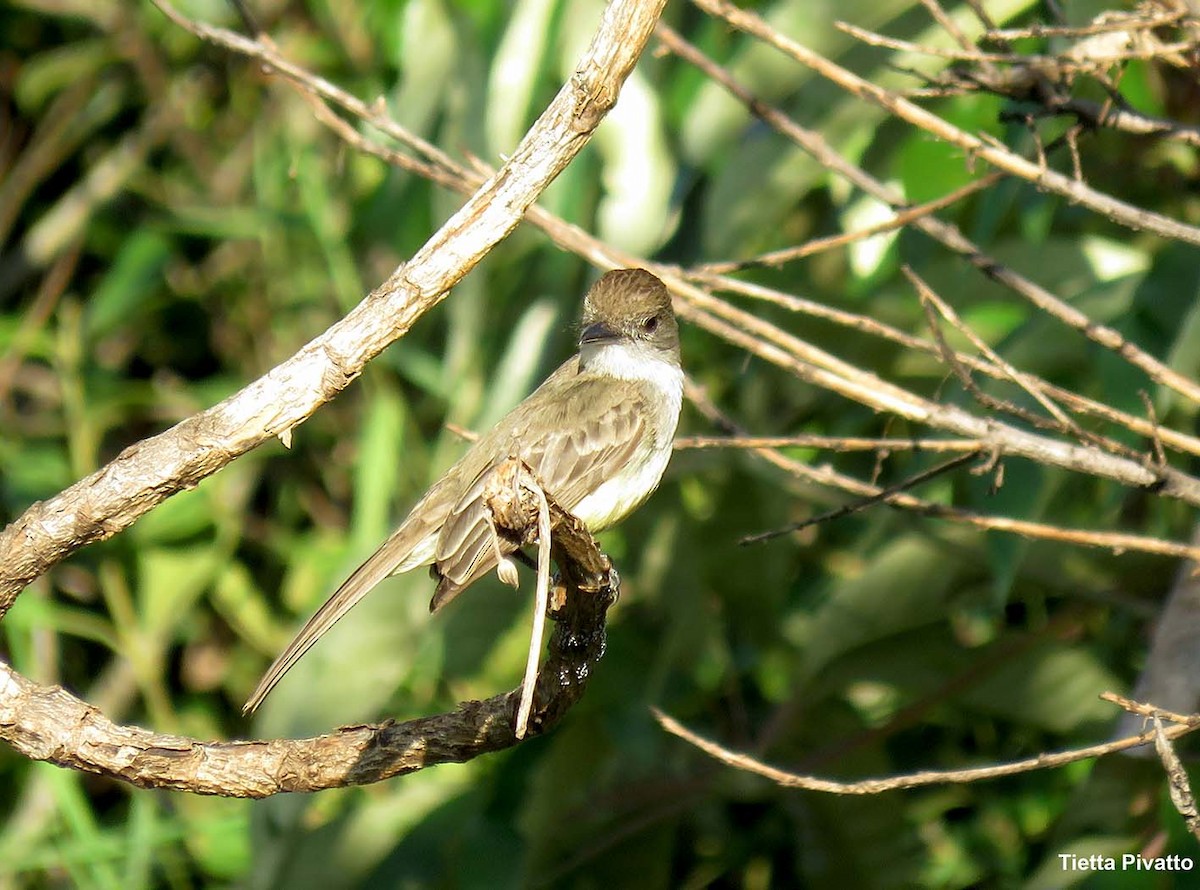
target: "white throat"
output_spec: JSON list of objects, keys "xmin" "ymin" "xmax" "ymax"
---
[{"xmin": 580, "ymin": 340, "xmax": 682, "ymax": 387}]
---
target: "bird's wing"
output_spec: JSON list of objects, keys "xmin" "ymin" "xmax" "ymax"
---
[
  {"xmin": 429, "ymin": 373, "xmax": 653, "ymax": 611},
  {"xmin": 242, "ymin": 476, "xmax": 458, "ymax": 714},
  {"xmin": 244, "ymin": 363, "xmax": 660, "ymax": 710}
]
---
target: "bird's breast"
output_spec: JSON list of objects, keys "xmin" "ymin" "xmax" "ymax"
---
[
  {"xmin": 570, "ymin": 438, "xmax": 675, "ymax": 531},
  {"xmin": 571, "ymin": 357, "xmax": 683, "ymax": 532}
]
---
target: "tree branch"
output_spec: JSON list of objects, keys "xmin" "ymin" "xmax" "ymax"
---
[
  {"xmin": 652, "ymin": 694, "xmax": 1200, "ymax": 795},
  {"xmin": 695, "ymin": 0, "xmax": 1200, "ymax": 249},
  {"xmin": 664, "ymin": 12, "xmax": 1200, "ymax": 408},
  {"xmin": 0, "ymin": 460, "xmax": 617, "ymax": 796}
]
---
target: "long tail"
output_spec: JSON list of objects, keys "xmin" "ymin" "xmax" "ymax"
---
[{"xmin": 242, "ymin": 530, "xmax": 432, "ymax": 714}]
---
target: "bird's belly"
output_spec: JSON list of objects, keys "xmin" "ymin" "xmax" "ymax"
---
[{"xmin": 570, "ymin": 443, "xmax": 673, "ymax": 532}]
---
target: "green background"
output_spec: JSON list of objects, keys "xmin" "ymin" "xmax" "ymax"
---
[{"xmin": 3, "ymin": 0, "xmax": 1200, "ymax": 886}]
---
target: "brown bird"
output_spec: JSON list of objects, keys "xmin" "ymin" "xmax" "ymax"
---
[{"xmin": 244, "ymin": 269, "xmax": 682, "ymax": 713}]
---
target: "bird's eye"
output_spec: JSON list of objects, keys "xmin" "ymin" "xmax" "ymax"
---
[{"xmin": 642, "ymin": 315, "xmax": 659, "ymax": 333}]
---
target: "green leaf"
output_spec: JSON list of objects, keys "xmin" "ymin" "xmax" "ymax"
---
[
  {"xmin": 137, "ymin": 545, "xmax": 219, "ymax": 640},
  {"xmin": 85, "ymin": 230, "xmax": 171, "ymax": 341},
  {"xmin": 14, "ymin": 38, "xmax": 113, "ymax": 111},
  {"xmin": 129, "ymin": 483, "xmax": 215, "ymax": 545},
  {"xmin": 486, "ymin": 0, "xmax": 557, "ymax": 155},
  {"xmin": 960, "ymin": 640, "xmax": 1121, "ymax": 733}
]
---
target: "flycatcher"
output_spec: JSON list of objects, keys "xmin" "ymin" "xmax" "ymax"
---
[{"xmin": 244, "ymin": 268, "xmax": 683, "ymax": 713}]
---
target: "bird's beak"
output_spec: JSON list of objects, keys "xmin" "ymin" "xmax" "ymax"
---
[{"xmin": 580, "ymin": 321, "xmax": 620, "ymax": 346}]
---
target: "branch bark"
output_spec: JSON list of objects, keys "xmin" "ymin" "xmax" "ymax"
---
[
  {"xmin": 653, "ymin": 695, "xmax": 1200, "ymax": 795},
  {"xmin": 0, "ymin": 0, "xmax": 663, "ymax": 796}
]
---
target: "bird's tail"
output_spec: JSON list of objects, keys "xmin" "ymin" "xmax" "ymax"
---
[{"xmin": 242, "ymin": 527, "xmax": 434, "ymax": 714}]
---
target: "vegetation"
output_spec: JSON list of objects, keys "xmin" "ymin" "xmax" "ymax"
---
[{"xmin": 3, "ymin": 0, "xmax": 1200, "ymax": 886}]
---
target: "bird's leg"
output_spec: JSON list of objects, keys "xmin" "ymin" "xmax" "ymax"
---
[{"xmin": 511, "ymin": 549, "xmax": 537, "ymax": 570}]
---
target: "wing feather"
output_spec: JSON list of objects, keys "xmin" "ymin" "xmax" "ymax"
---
[{"xmin": 429, "ymin": 370, "xmax": 652, "ymax": 610}]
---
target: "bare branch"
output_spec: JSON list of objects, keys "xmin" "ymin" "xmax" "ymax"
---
[
  {"xmin": 695, "ymin": 172, "xmax": 1002, "ymax": 275},
  {"xmin": 674, "ymin": 435, "xmax": 985, "ymax": 454},
  {"xmin": 917, "ymin": 0, "xmax": 978, "ymax": 54},
  {"xmin": 1154, "ymin": 717, "xmax": 1200, "ymax": 840},
  {"xmin": 0, "ymin": 460, "xmax": 618, "ymax": 795},
  {"xmin": 672, "ymin": 280, "xmax": 1200, "ymax": 504},
  {"xmin": 652, "ymin": 696, "xmax": 1200, "ymax": 795},
  {"xmin": 656, "ymin": 22, "xmax": 1200, "ymax": 414},
  {"xmin": 740, "ymin": 450, "xmax": 983, "ymax": 545},
  {"xmin": 684, "ymin": 383, "xmax": 1200, "ymax": 564},
  {"xmin": 983, "ymin": 12, "xmax": 1187, "ymax": 42},
  {"xmin": 836, "ymin": 19, "xmax": 1196, "ymax": 66},
  {"xmin": 682, "ymin": 271, "xmax": 1200, "ymax": 460},
  {"xmin": 693, "ymin": 0, "xmax": 1200, "ymax": 250}
]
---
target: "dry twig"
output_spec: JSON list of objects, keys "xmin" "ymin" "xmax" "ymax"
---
[
  {"xmin": 689, "ymin": 0, "xmax": 1200, "ymax": 407},
  {"xmin": 653, "ymin": 693, "xmax": 1200, "ymax": 795},
  {"xmin": 683, "ymin": 382, "xmax": 1200, "ymax": 563}
]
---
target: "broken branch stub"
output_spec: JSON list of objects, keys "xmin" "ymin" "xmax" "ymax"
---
[
  {"xmin": 480, "ymin": 456, "xmax": 618, "ymax": 601},
  {"xmin": 480, "ymin": 457, "xmax": 620, "ymax": 736}
]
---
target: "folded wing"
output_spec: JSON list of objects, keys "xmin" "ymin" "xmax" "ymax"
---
[{"xmin": 429, "ymin": 372, "xmax": 651, "ymax": 611}]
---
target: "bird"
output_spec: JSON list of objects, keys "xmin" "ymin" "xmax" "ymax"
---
[{"xmin": 244, "ymin": 268, "xmax": 683, "ymax": 713}]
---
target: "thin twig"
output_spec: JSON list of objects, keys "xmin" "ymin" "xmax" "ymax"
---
[
  {"xmin": 909, "ymin": 266, "xmax": 1075, "ymax": 428},
  {"xmin": 836, "ymin": 19, "xmax": 1195, "ymax": 65},
  {"xmin": 674, "ymin": 435, "xmax": 984, "ymax": 453},
  {"xmin": 907, "ymin": 266, "xmax": 1146, "ymax": 464},
  {"xmin": 684, "ymin": 271, "xmax": 1200, "ymax": 460},
  {"xmin": 1102, "ymin": 691, "xmax": 1200, "ymax": 727},
  {"xmin": 696, "ymin": 173, "xmax": 1001, "ymax": 275},
  {"xmin": 685, "ymin": 382, "xmax": 1200, "ymax": 563},
  {"xmin": 982, "ymin": 12, "xmax": 1186, "ymax": 43},
  {"xmin": 1154, "ymin": 717, "xmax": 1200, "ymax": 840},
  {"xmin": 740, "ymin": 450, "xmax": 981, "ymax": 545},
  {"xmin": 652, "ymin": 696, "xmax": 1200, "ymax": 794},
  {"xmin": 917, "ymin": 0, "xmax": 976, "ymax": 54},
  {"xmin": 694, "ymin": 0, "xmax": 1200, "ymax": 253}
]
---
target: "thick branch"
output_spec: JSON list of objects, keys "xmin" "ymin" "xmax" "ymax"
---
[
  {"xmin": 0, "ymin": 461, "xmax": 617, "ymax": 796},
  {"xmin": 0, "ymin": 0, "xmax": 667, "ymax": 617}
]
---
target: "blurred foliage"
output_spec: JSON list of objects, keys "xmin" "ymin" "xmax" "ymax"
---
[{"xmin": 3, "ymin": 0, "xmax": 1200, "ymax": 887}]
